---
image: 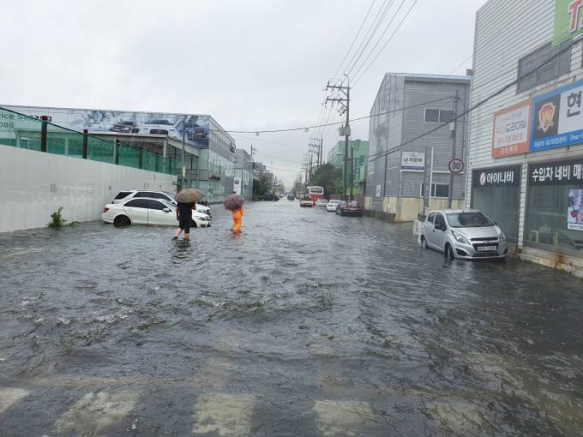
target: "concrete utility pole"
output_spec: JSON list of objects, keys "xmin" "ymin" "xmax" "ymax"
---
[
  {"xmin": 349, "ymin": 146, "xmax": 354, "ymax": 201},
  {"xmin": 326, "ymin": 78, "xmax": 351, "ymax": 201},
  {"xmin": 448, "ymin": 90, "xmax": 460, "ymax": 209}
]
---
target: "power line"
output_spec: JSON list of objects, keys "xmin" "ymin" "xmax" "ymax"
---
[
  {"xmin": 367, "ymin": 35, "xmax": 583, "ymax": 163},
  {"xmin": 332, "ymin": 0, "xmax": 378, "ymax": 79},
  {"xmin": 353, "ymin": 0, "xmax": 418, "ymax": 86},
  {"xmin": 350, "ymin": 0, "xmax": 408, "ymax": 82},
  {"xmin": 447, "ymin": 54, "xmax": 473, "ymax": 75}
]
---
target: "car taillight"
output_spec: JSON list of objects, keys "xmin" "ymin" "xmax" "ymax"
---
[{"xmin": 103, "ymin": 207, "xmax": 109, "ymax": 213}]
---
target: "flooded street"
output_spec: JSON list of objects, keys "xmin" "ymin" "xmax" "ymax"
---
[{"xmin": 1, "ymin": 200, "xmax": 583, "ymax": 436}]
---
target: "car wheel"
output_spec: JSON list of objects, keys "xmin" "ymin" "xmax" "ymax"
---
[
  {"xmin": 114, "ymin": 215, "xmax": 131, "ymax": 228},
  {"xmin": 445, "ymin": 244, "xmax": 455, "ymax": 260},
  {"xmin": 191, "ymin": 219, "xmax": 198, "ymax": 228},
  {"xmin": 421, "ymin": 236, "xmax": 428, "ymax": 249}
]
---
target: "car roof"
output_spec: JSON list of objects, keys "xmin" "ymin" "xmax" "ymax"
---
[{"xmin": 429, "ymin": 209, "xmax": 481, "ymax": 214}]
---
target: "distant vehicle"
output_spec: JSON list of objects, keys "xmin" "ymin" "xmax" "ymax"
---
[
  {"xmin": 264, "ymin": 193, "xmax": 280, "ymax": 201},
  {"xmin": 316, "ymin": 199, "xmax": 329, "ymax": 207},
  {"xmin": 102, "ymin": 198, "xmax": 211, "ymax": 228},
  {"xmin": 143, "ymin": 119, "xmax": 177, "ymax": 136},
  {"xmin": 287, "ymin": 194, "xmax": 295, "ymax": 201},
  {"xmin": 182, "ymin": 116, "xmax": 210, "ymax": 141},
  {"xmin": 336, "ymin": 200, "xmax": 363, "ymax": 217},
  {"xmin": 306, "ymin": 186, "xmax": 324, "ymax": 205},
  {"xmin": 110, "ymin": 120, "xmax": 140, "ymax": 134},
  {"xmin": 112, "ymin": 190, "xmax": 211, "ymax": 217},
  {"xmin": 300, "ymin": 196, "xmax": 314, "ymax": 207},
  {"xmin": 421, "ymin": 209, "xmax": 508, "ymax": 261},
  {"xmin": 326, "ymin": 199, "xmax": 342, "ymax": 212}
]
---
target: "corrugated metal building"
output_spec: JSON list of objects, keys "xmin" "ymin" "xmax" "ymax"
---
[
  {"xmin": 467, "ymin": 0, "xmax": 583, "ymax": 277},
  {"xmin": 365, "ymin": 73, "xmax": 471, "ymax": 222}
]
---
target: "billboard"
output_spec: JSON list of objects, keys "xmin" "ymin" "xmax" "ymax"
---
[
  {"xmin": 568, "ymin": 188, "xmax": 583, "ymax": 231},
  {"xmin": 492, "ymin": 101, "xmax": 531, "ymax": 158},
  {"xmin": 1, "ymin": 106, "xmax": 211, "ymax": 148},
  {"xmin": 554, "ymin": 0, "xmax": 583, "ymax": 45},
  {"xmin": 530, "ymin": 80, "xmax": 583, "ymax": 152}
]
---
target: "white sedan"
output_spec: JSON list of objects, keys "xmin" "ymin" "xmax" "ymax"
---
[
  {"xmin": 102, "ymin": 198, "xmax": 211, "ymax": 228},
  {"xmin": 326, "ymin": 200, "xmax": 342, "ymax": 212}
]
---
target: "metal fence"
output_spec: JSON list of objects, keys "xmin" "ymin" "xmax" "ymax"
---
[{"xmin": 0, "ymin": 106, "xmax": 176, "ymax": 175}]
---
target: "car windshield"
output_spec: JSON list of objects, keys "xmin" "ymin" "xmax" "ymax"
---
[
  {"xmin": 148, "ymin": 119, "xmax": 171, "ymax": 125},
  {"xmin": 329, "ymin": 200, "xmax": 340, "ymax": 204},
  {"xmin": 121, "ymin": 121, "xmax": 134, "ymax": 125},
  {"xmin": 447, "ymin": 212, "xmax": 494, "ymax": 228}
]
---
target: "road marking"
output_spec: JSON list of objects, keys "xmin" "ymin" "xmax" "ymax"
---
[
  {"xmin": 0, "ymin": 388, "xmax": 29, "ymax": 414},
  {"xmin": 314, "ymin": 400, "xmax": 374, "ymax": 437},
  {"xmin": 192, "ymin": 393, "xmax": 255, "ymax": 437},
  {"xmin": 55, "ymin": 390, "xmax": 138, "ymax": 435}
]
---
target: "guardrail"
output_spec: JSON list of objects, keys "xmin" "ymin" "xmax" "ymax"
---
[{"xmin": 0, "ymin": 106, "xmax": 176, "ymax": 175}]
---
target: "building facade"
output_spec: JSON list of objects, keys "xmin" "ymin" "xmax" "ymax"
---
[
  {"xmin": 1, "ymin": 105, "xmax": 236, "ymax": 203},
  {"xmin": 466, "ymin": 0, "xmax": 583, "ymax": 277},
  {"xmin": 234, "ymin": 149, "xmax": 254, "ymax": 200},
  {"xmin": 365, "ymin": 73, "xmax": 471, "ymax": 222},
  {"xmin": 327, "ymin": 139, "xmax": 369, "ymax": 194}
]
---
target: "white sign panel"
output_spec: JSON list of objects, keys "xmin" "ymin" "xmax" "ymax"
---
[
  {"xmin": 233, "ymin": 178, "xmax": 242, "ymax": 195},
  {"xmin": 492, "ymin": 102, "xmax": 531, "ymax": 158},
  {"xmin": 375, "ymin": 184, "xmax": 381, "ymax": 198},
  {"xmin": 401, "ymin": 152, "xmax": 425, "ymax": 171}
]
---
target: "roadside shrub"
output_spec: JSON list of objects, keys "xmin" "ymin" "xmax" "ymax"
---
[{"xmin": 48, "ymin": 207, "xmax": 67, "ymax": 229}]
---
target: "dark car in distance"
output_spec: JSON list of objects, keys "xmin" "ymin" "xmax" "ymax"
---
[
  {"xmin": 110, "ymin": 121, "xmax": 140, "ymax": 133},
  {"xmin": 336, "ymin": 201, "xmax": 363, "ymax": 217}
]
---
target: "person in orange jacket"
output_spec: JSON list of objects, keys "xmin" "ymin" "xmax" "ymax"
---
[{"xmin": 232, "ymin": 206, "xmax": 244, "ymax": 233}]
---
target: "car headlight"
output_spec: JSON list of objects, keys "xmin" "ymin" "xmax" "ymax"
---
[
  {"xmin": 499, "ymin": 232, "xmax": 507, "ymax": 243},
  {"xmin": 451, "ymin": 230, "xmax": 470, "ymax": 245}
]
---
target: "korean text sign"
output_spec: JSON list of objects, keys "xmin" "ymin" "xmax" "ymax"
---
[
  {"xmin": 492, "ymin": 101, "xmax": 531, "ymax": 158},
  {"xmin": 554, "ymin": 0, "xmax": 583, "ymax": 45},
  {"xmin": 530, "ymin": 80, "xmax": 583, "ymax": 152},
  {"xmin": 528, "ymin": 158, "xmax": 583, "ymax": 186}
]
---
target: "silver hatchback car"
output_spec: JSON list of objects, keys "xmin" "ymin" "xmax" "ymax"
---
[{"xmin": 421, "ymin": 209, "xmax": 508, "ymax": 260}]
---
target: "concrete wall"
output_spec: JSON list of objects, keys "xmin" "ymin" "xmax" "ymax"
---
[
  {"xmin": 0, "ymin": 145, "xmax": 176, "ymax": 233},
  {"xmin": 364, "ymin": 196, "xmax": 464, "ymax": 222}
]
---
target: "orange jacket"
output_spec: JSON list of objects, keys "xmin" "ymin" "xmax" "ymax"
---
[{"xmin": 232, "ymin": 207, "xmax": 244, "ymax": 219}]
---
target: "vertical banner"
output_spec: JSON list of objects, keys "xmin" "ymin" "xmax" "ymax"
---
[
  {"xmin": 423, "ymin": 147, "xmax": 432, "ymax": 208},
  {"xmin": 568, "ymin": 188, "xmax": 583, "ymax": 231},
  {"xmin": 492, "ymin": 101, "xmax": 531, "ymax": 158},
  {"xmin": 554, "ymin": 0, "xmax": 583, "ymax": 45}
]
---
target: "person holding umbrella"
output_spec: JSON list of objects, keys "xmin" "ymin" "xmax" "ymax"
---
[
  {"xmin": 224, "ymin": 193, "xmax": 245, "ymax": 233},
  {"xmin": 173, "ymin": 188, "xmax": 205, "ymax": 241}
]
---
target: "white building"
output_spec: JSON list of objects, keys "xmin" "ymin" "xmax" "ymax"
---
[{"xmin": 467, "ymin": 0, "xmax": 583, "ymax": 277}]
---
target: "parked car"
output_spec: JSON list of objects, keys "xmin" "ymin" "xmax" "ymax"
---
[
  {"xmin": 326, "ymin": 200, "xmax": 342, "ymax": 212},
  {"xmin": 421, "ymin": 209, "xmax": 508, "ymax": 260},
  {"xmin": 300, "ymin": 196, "xmax": 314, "ymax": 207},
  {"xmin": 102, "ymin": 198, "xmax": 211, "ymax": 228},
  {"xmin": 112, "ymin": 190, "xmax": 211, "ymax": 217},
  {"xmin": 143, "ymin": 119, "xmax": 177, "ymax": 136},
  {"xmin": 336, "ymin": 200, "xmax": 363, "ymax": 217},
  {"xmin": 110, "ymin": 120, "xmax": 140, "ymax": 134},
  {"xmin": 287, "ymin": 194, "xmax": 295, "ymax": 201},
  {"xmin": 316, "ymin": 199, "xmax": 329, "ymax": 207},
  {"xmin": 264, "ymin": 193, "xmax": 280, "ymax": 201}
]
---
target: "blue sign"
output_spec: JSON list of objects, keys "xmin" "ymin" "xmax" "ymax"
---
[{"xmin": 530, "ymin": 80, "xmax": 583, "ymax": 152}]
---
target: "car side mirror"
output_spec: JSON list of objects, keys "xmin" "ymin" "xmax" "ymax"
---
[{"xmin": 163, "ymin": 208, "xmax": 171, "ymax": 213}]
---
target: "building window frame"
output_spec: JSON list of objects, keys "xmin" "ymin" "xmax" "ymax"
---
[
  {"xmin": 420, "ymin": 183, "xmax": 450, "ymax": 198},
  {"xmin": 516, "ymin": 41, "xmax": 572, "ymax": 94},
  {"xmin": 425, "ymin": 109, "xmax": 454, "ymax": 123}
]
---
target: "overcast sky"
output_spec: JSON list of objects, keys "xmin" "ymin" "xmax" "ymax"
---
[{"xmin": 2, "ymin": 0, "xmax": 486, "ymax": 188}]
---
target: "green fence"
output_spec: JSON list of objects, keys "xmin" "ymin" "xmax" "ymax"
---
[{"xmin": 0, "ymin": 106, "xmax": 176, "ymax": 175}]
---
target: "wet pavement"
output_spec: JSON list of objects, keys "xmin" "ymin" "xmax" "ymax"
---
[{"xmin": 0, "ymin": 200, "xmax": 582, "ymax": 436}]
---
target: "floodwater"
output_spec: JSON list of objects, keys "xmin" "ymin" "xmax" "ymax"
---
[{"xmin": 0, "ymin": 201, "xmax": 582, "ymax": 437}]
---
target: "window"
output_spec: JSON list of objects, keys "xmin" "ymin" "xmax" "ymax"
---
[
  {"xmin": 425, "ymin": 109, "xmax": 440, "ymax": 122},
  {"xmin": 434, "ymin": 213, "xmax": 447, "ymax": 229},
  {"xmin": 439, "ymin": 110, "xmax": 454, "ymax": 123},
  {"xmin": 427, "ymin": 212, "xmax": 436, "ymax": 223},
  {"xmin": 147, "ymin": 200, "xmax": 166, "ymax": 211},
  {"xmin": 114, "ymin": 191, "xmax": 132, "ymax": 200},
  {"xmin": 425, "ymin": 109, "xmax": 454, "ymax": 123},
  {"xmin": 421, "ymin": 184, "xmax": 450, "ymax": 198},
  {"xmin": 125, "ymin": 199, "xmax": 148, "ymax": 208},
  {"xmin": 517, "ymin": 41, "xmax": 572, "ymax": 93}
]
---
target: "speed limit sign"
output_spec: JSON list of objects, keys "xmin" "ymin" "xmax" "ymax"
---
[{"xmin": 448, "ymin": 158, "xmax": 465, "ymax": 174}]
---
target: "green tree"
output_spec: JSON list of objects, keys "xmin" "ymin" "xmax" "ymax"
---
[
  {"xmin": 310, "ymin": 163, "xmax": 343, "ymax": 197},
  {"xmin": 253, "ymin": 175, "xmax": 271, "ymax": 196}
]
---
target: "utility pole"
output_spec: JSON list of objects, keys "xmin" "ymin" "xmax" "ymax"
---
[
  {"xmin": 349, "ymin": 146, "xmax": 354, "ymax": 201},
  {"xmin": 181, "ymin": 115, "xmax": 186, "ymax": 189},
  {"xmin": 326, "ymin": 78, "xmax": 351, "ymax": 201},
  {"xmin": 448, "ymin": 90, "xmax": 460, "ymax": 209}
]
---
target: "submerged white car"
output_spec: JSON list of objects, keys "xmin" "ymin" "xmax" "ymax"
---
[
  {"xmin": 421, "ymin": 209, "xmax": 508, "ymax": 260},
  {"xmin": 112, "ymin": 189, "xmax": 211, "ymax": 217},
  {"xmin": 326, "ymin": 200, "xmax": 342, "ymax": 212},
  {"xmin": 102, "ymin": 198, "xmax": 211, "ymax": 228}
]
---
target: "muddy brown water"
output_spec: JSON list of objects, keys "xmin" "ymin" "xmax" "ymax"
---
[{"xmin": 0, "ymin": 201, "xmax": 582, "ymax": 436}]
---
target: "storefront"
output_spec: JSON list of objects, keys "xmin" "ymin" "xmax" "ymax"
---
[
  {"xmin": 471, "ymin": 165, "xmax": 521, "ymax": 243},
  {"xmin": 525, "ymin": 158, "xmax": 583, "ymax": 253}
]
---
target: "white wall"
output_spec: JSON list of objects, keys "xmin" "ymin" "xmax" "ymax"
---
[{"xmin": 0, "ymin": 145, "xmax": 176, "ymax": 233}]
